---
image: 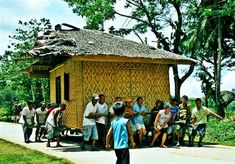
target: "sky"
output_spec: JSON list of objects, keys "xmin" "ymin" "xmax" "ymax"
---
[{"xmin": 0, "ymin": 0, "xmax": 234, "ymax": 98}]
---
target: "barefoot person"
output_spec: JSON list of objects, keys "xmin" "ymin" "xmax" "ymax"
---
[
  {"xmin": 150, "ymin": 104, "xmax": 172, "ymax": 148},
  {"xmin": 106, "ymin": 102, "xmax": 135, "ymax": 164},
  {"xmin": 191, "ymin": 98, "xmax": 223, "ymax": 147},
  {"xmin": 45, "ymin": 103, "xmax": 66, "ymax": 147}
]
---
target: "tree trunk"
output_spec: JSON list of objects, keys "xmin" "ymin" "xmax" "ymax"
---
[
  {"xmin": 41, "ymin": 80, "xmax": 46, "ymax": 103},
  {"xmin": 172, "ymin": 64, "xmax": 195, "ymax": 101},
  {"xmin": 31, "ymin": 81, "xmax": 36, "ymax": 102},
  {"xmin": 215, "ymin": 16, "xmax": 224, "ymax": 117}
]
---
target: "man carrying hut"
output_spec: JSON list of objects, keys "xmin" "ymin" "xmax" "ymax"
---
[
  {"xmin": 19, "ymin": 101, "xmax": 35, "ymax": 143},
  {"xmin": 81, "ymin": 94, "xmax": 101, "ymax": 151},
  {"xmin": 96, "ymin": 94, "xmax": 108, "ymax": 149},
  {"xmin": 35, "ymin": 102, "xmax": 48, "ymax": 142},
  {"xmin": 45, "ymin": 103, "xmax": 66, "ymax": 147},
  {"xmin": 191, "ymin": 98, "xmax": 223, "ymax": 147},
  {"xmin": 133, "ymin": 96, "xmax": 146, "ymax": 147}
]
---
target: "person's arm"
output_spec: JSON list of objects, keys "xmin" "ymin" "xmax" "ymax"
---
[
  {"xmin": 172, "ymin": 113, "xmax": 176, "ymax": 123},
  {"xmin": 31, "ymin": 111, "xmax": 35, "ymax": 125},
  {"xmin": 141, "ymin": 108, "xmax": 146, "ymax": 116},
  {"xmin": 105, "ymin": 127, "xmax": 113, "ymax": 149},
  {"xmin": 154, "ymin": 113, "xmax": 161, "ymax": 131},
  {"xmin": 36, "ymin": 111, "xmax": 39, "ymax": 124},
  {"xmin": 127, "ymin": 121, "xmax": 135, "ymax": 148},
  {"xmin": 160, "ymin": 114, "xmax": 172, "ymax": 129},
  {"xmin": 184, "ymin": 105, "xmax": 191, "ymax": 124},
  {"xmin": 209, "ymin": 111, "xmax": 223, "ymax": 120},
  {"xmin": 22, "ymin": 109, "xmax": 28, "ymax": 126}
]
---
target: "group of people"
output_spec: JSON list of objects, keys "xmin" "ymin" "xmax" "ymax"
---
[
  {"xmin": 18, "ymin": 94, "xmax": 223, "ymax": 164},
  {"xmin": 82, "ymin": 94, "xmax": 223, "ymax": 163},
  {"xmin": 19, "ymin": 101, "xmax": 67, "ymax": 147}
]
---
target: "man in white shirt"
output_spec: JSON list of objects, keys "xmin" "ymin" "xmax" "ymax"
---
[
  {"xmin": 45, "ymin": 103, "xmax": 66, "ymax": 147},
  {"xmin": 35, "ymin": 102, "xmax": 48, "ymax": 142},
  {"xmin": 96, "ymin": 94, "xmax": 108, "ymax": 149},
  {"xmin": 81, "ymin": 94, "xmax": 101, "ymax": 151},
  {"xmin": 150, "ymin": 104, "xmax": 172, "ymax": 148},
  {"xmin": 21, "ymin": 101, "xmax": 35, "ymax": 143}
]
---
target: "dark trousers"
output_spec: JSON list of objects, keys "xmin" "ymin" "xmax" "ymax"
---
[
  {"xmin": 114, "ymin": 148, "xmax": 130, "ymax": 164},
  {"xmin": 22, "ymin": 124, "xmax": 33, "ymax": 142}
]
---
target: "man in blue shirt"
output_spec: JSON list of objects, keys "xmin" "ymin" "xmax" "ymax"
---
[
  {"xmin": 106, "ymin": 102, "xmax": 135, "ymax": 164},
  {"xmin": 133, "ymin": 97, "xmax": 146, "ymax": 146}
]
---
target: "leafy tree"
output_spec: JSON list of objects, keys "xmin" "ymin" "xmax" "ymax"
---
[
  {"xmin": 0, "ymin": 18, "xmax": 52, "ymax": 114},
  {"xmin": 63, "ymin": 0, "xmax": 197, "ymax": 100},
  {"xmin": 185, "ymin": 0, "xmax": 235, "ymax": 116}
]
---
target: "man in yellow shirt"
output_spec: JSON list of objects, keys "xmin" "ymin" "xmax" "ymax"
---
[{"xmin": 191, "ymin": 98, "xmax": 223, "ymax": 147}]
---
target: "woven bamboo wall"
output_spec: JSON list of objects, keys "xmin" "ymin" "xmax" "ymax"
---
[
  {"xmin": 50, "ymin": 60, "xmax": 170, "ymax": 129},
  {"xmin": 83, "ymin": 62, "xmax": 170, "ymax": 112},
  {"xmin": 50, "ymin": 59, "xmax": 84, "ymax": 129}
]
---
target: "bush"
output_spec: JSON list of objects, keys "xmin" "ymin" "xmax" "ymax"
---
[
  {"xmin": 0, "ymin": 107, "xmax": 11, "ymax": 122},
  {"xmin": 205, "ymin": 118, "xmax": 235, "ymax": 146}
]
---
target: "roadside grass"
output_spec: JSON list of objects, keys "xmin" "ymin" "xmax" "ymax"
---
[
  {"xmin": 204, "ymin": 118, "xmax": 235, "ymax": 146},
  {"xmin": 0, "ymin": 138, "xmax": 74, "ymax": 164}
]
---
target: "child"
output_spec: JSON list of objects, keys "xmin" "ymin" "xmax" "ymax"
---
[{"xmin": 106, "ymin": 102, "xmax": 135, "ymax": 164}]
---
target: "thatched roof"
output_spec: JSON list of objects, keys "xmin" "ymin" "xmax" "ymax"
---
[{"xmin": 29, "ymin": 27, "xmax": 195, "ymax": 65}]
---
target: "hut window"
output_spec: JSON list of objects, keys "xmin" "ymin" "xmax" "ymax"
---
[
  {"xmin": 64, "ymin": 73, "xmax": 69, "ymax": 101},
  {"xmin": 55, "ymin": 76, "xmax": 61, "ymax": 104}
]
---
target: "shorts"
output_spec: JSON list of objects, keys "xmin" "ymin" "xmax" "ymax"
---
[
  {"xmin": 96, "ymin": 122, "xmax": 106, "ymax": 138},
  {"xmin": 160, "ymin": 128, "xmax": 168, "ymax": 133},
  {"xmin": 192, "ymin": 124, "xmax": 206, "ymax": 138},
  {"xmin": 83, "ymin": 125, "xmax": 98, "ymax": 141},
  {"xmin": 130, "ymin": 120, "xmax": 136, "ymax": 133},
  {"xmin": 45, "ymin": 123, "xmax": 61, "ymax": 140},
  {"xmin": 135, "ymin": 123, "xmax": 145, "ymax": 130}
]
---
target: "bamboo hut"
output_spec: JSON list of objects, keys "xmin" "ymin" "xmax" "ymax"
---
[{"xmin": 24, "ymin": 24, "xmax": 195, "ymax": 130}]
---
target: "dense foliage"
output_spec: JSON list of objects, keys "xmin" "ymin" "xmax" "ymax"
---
[{"xmin": 0, "ymin": 18, "xmax": 52, "ymax": 120}]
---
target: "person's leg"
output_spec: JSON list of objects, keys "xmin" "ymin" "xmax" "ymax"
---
[
  {"xmin": 27, "ymin": 128, "xmax": 33, "ymax": 141},
  {"xmin": 121, "ymin": 148, "xmax": 130, "ymax": 164},
  {"xmin": 176, "ymin": 125, "xmax": 181, "ymax": 146},
  {"xmin": 191, "ymin": 126, "xmax": 198, "ymax": 147},
  {"xmin": 35, "ymin": 125, "xmax": 40, "ymax": 142},
  {"xmin": 198, "ymin": 124, "xmax": 206, "ymax": 147},
  {"xmin": 56, "ymin": 135, "xmax": 61, "ymax": 147},
  {"xmin": 161, "ymin": 132, "xmax": 167, "ymax": 148},
  {"xmin": 150, "ymin": 131, "xmax": 161, "ymax": 146},
  {"xmin": 81, "ymin": 126, "xmax": 91, "ymax": 150},
  {"xmin": 138, "ymin": 129, "xmax": 143, "ymax": 146},
  {"xmin": 22, "ymin": 124, "xmax": 28, "ymax": 142},
  {"xmin": 115, "ymin": 149, "xmax": 122, "ymax": 164},
  {"xmin": 91, "ymin": 125, "xmax": 99, "ymax": 150}
]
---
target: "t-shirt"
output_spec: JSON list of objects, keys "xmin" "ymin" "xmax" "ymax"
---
[
  {"xmin": 178, "ymin": 103, "xmax": 190, "ymax": 120},
  {"xmin": 21, "ymin": 106, "xmax": 35, "ymax": 125},
  {"xmin": 158, "ymin": 110, "xmax": 171, "ymax": 128},
  {"xmin": 36, "ymin": 107, "xmax": 48, "ymax": 124},
  {"xmin": 46, "ymin": 107, "xmax": 62, "ymax": 127},
  {"xmin": 111, "ymin": 116, "xmax": 129, "ymax": 149},
  {"xmin": 96, "ymin": 102, "xmax": 108, "ymax": 125},
  {"xmin": 83, "ymin": 101, "xmax": 98, "ymax": 126},
  {"xmin": 169, "ymin": 106, "xmax": 179, "ymax": 123},
  {"xmin": 192, "ymin": 106, "xmax": 211, "ymax": 124},
  {"xmin": 133, "ymin": 104, "xmax": 146, "ymax": 125}
]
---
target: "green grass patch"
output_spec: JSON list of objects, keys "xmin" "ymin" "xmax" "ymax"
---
[
  {"xmin": 204, "ymin": 119, "xmax": 235, "ymax": 146},
  {"xmin": 0, "ymin": 138, "xmax": 74, "ymax": 164}
]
